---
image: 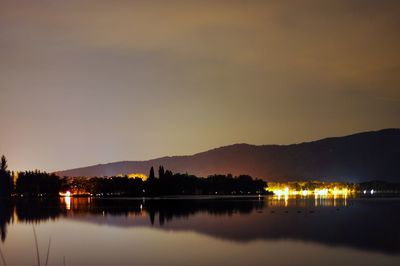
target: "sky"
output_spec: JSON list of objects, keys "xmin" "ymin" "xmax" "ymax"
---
[{"xmin": 0, "ymin": 0, "xmax": 399, "ymax": 172}]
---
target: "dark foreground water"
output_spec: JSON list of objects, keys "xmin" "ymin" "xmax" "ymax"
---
[{"xmin": 0, "ymin": 196, "xmax": 400, "ymax": 266}]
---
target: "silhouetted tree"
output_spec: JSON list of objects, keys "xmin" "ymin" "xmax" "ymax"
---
[
  {"xmin": 0, "ymin": 155, "xmax": 12, "ymax": 198},
  {"xmin": 158, "ymin": 166, "xmax": 165, "ymax": 179},
  {"xmin": 149, "ymin": 166, "xmax": 155, "ymax": 180},
  {"xmin": 1, "ymin": 155, "xmax": 8, "ymax": 171},
  {"xmin": 0, "ymin": 156, "xmax": 7, "ymax": 172},
  {"xmin": 165, "ymin": 170, "xmax": 173, "ymax": 177}
]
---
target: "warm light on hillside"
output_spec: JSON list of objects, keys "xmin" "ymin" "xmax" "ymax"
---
[
  {"xmin": 116, "ymin": 173, "xmax": 148, "ymax": 181},
  {"xmin": 127, "ymin": 173, "xmax": 148, "ymax": 181}
]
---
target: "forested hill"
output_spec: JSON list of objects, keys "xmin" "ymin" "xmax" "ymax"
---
[{"xmin": 56, "ymin": 129, "xmax": 400, "ymax": 183}]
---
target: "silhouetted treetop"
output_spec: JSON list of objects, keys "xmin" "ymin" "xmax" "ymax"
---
[
  {"xmin": 1, "ymin": 155, "xmax": 7, "ymax": 171},
  {"xmin": 149, "ymin": 166, "xmax": 155, "ymax": 180}
]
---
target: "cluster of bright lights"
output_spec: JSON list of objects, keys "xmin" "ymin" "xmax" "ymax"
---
[
  {"xmin": 270, "ymin": 187, "xmax": 353, "ymax": 197},
  {"xmin": 314, "ymin": 188, "xmax": 329, "ymax": 196},
  {"xmin": 331, "ymin": 187, "xmax": 349, "ymax": 196},
  {"xmin": 274, "ymin": 187, "xmax": 289, "ymax": 197}
]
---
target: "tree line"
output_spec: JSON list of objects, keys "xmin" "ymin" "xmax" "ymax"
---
[
  {"xmin": 65, "ymin": 166, "xmax": 267, "ymax": 196},
  {"xmin": 144, "ymin": 166, "xmax": 267, "ymax": 196},
  {"xmin": 0, "ymin": 155, "xmax": 267, "ymax": 197},
  {"xmin": 0, "ymin": 155, "xmax": 61, "ymax": 197}
]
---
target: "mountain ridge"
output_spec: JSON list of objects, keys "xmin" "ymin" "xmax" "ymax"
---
[{"xmin": 56, "ymin": 128, "xmax": 400, "ymax": 182}]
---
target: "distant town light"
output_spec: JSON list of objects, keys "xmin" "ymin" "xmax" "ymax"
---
[
  {"xmin": 59, "ymin": 191, "xmax": 72, "ymax": 210},
  {"xmin": 269, "ymin": 183, "xmax": 353, "ymax": 198},
  {"xmin": 284, "ymin": 187, "xmax": 289, "ymax": 196},
  {"xmin": 59, "ymin": 191, "xmax": 71, "ymax": 197}
]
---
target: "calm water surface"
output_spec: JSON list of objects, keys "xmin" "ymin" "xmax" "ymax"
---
[{"xmin": 1, "ymin": 196, "xmax": 400, "ymax": 266}]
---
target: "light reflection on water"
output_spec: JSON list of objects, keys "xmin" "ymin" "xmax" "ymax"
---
[
  {"xmin": 269, "ymin": 194, "xmax": 348, "ymax": 208},
  {"xmin": 64, "ymin": 195, "xmax": 71, "ymax": 210},
  {"xmin": 1, "ymin": 196, "xmax": 400, "ymax": 266}
]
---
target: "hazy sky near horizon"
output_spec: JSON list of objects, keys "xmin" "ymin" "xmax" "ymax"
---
[{"xmin": 1, "ymin": 0, "xmax": 399, "ymax": 171}]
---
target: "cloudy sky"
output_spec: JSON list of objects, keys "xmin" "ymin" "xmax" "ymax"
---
[{"xmin": 0, "ymin": 0, "xmax": 399, "ymax": 171}]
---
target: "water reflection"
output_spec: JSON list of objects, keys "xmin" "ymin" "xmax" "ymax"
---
[
  {"xmin": 0, "ymin": 201, "xmax": 12, "ymax": 242},
  {"xmin": 269, "ymin": 194, "xmax": 348, "ymax": 208},
  {"xmin": 1, "ymin": 196, "xmax": 400, "ymax": 255}
]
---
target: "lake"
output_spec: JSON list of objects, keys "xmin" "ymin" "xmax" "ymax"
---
[{"xmin": 1, "ymin": 196, "xmax": 400, "ymax": 266}]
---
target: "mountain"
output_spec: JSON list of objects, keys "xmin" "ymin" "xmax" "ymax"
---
[{"xmin": 56, "ymin": 129, "xmax": 400, "ymax": 182}]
